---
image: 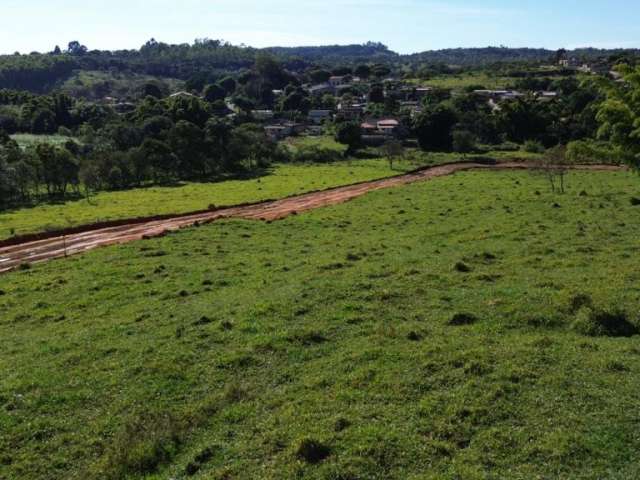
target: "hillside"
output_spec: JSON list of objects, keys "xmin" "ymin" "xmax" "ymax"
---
[
  {"xmin": 1, "ymin": 169, "xmax": 639, "ymax": 479},
  {"xmin": 1, "ymin": 39, "xmax": 638, "ymax": 95}
]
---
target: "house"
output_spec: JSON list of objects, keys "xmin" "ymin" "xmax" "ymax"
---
[
  {"xmin": 283, "ymin": 121, "xmax": 307, "ymax": 135},
  {"xmin": 360, "ymin": 118, "xmax": 400, "ymax": 136},
  {"xmin": 360, "ymin": 121, "xmax": 378, "ymax": 134},
  {"xmin": 329, "ymin": 76, "xmax": 348, "ymax": 87},
  {"xmin": 535, "ymin": 91, "xmax": 558, "ymax": 102},
  {"xmin": 252, "ymin": 110, "xmax": 275, "ymax": 121},
  {"xmin": 308, "ymin": 110, "xmax": 333, "ymax": 125},
  {"xmin": 114, "ymin": 102, "xmax": 136, "ymax": 113},
  {"xmin": 169, "ymin": 91, "xmax": 197, "ymax": 98},
  {"xmin": 309, "ymin": 83, "xmax": 335, "ymax": 96},
  {"xmin": 337, "ymin": 103, "xmax": 365, "ymax": 120},
  {"xmin": 265, "ymin": 125, "xmax": 291, "ymax": 141},
  {"xmin": 414, "ymin": 87, "xmax": 433, "ymax": 99},
  {"xmin": 559, "ymin": 57, "xmax": 580, "ymax": 68},
  {"xmin": 473, "ymin": 90, "xmax": 523, "ymax": 102},
  {"xmin": 377, "ymin": 119, "xmax": 400, "ymax": 135}
]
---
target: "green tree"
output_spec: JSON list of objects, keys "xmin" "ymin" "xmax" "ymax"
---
[
  {"xmin": 414, "ymin": 104, "xmax": 458, "ymax": 151},
  {"xmin": 452, "ymin": 130, "xmax": 477, "ymax": 157},
  {"xmin": 380, "ymin": 140, "xmax": 404, "ymax": 169},
  {"xmin": 218, "ymin": 77, "xmax": 237, "ymax": 95},
  {"xmin": 168, "ymin": 121, "xmax": 207, "ymax": 178},
  {"xmin": 369, "ymin": 84, "xmax": 385, "ymax": 103},
  {"xmin": 592, "ymin": 64, "xmax": 640, "ymax": 168},
  {"xmin": 203, "ymin": 84, "xmax": 226, "ymax": 103},
  {"xmin": 335, "ymin": 122, "xmax": 362, "ymax": 157}
]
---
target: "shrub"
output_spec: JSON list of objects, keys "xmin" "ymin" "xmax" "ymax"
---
[
  {"xmin": 93, "ymin": 412, "xmax": 185, "ymax": 479},
  {"xmin": 294, "ymin": 438, "xmax": 331, "ymax": 464},
  {"xmin": 572, "ymin": 307, "xmax": 639, "ymax": 337},
  {"xmin": 567, "ymin": 293, "xmax": 593, "ymax": 314},
  {"xmin": 449, "ymin": 313, "xmax": 478, "ymax": 326},
  {"xmin": 454, "ymin": 261, "xmax": 472, "ymax": 273},
  {"xmin": 523, "ymin": 140, "xmax": 545, "ymax": 154},
  {"xmin": 630, "ymin": 197, "xmax": 640, "ymax": 206},
  {"xmin": 291, "ymin": 145, "xmax": 342, "ymax": 164}
]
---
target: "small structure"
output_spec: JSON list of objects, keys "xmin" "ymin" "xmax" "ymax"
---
[
  {"xmin": 535, "ymin": 91, "xmax": 558, "ymax": 102},
  {"xmin": 473, "ymin": 90, "xmax": 523, "ymax": 102},
  {"xmin": 337, "ymin": 103, "xmax": 366, "ymax": 120},
  {"xmin": 308, "ymin": 110, "xmax": 333, "ymax": 125},
  {"xmin": 414, "ymin": 87, "xmax": 433, "ymax": 99},
  {"xmin": 360, "ymin": 121, "xmax": 378, "ymax": 134},
  {"xmin": 377, "ymin": 119, "xmax": 400, "ymax": 135},
  {"xmin": 169, "ymin": 91, "xmax": 197, "ymax": 98},
  {"xmin": 252, "ymin": 110, "xmax": 275, "ymax": 121},
  {"xmin": 114, "ymin": 102, "xmax": 136, "ymax": 113},
  {"xmin": 265, "ymin": 125, "xmax": 291, "ymax": 141},
  {"xmin": 329, "ymin": 76, "xmax": 348, "ymax": 87},
  {"xmin": 309, "ymin": 83, "xmax": 335, "ymax": 96}
]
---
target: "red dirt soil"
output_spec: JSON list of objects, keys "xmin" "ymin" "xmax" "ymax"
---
[{"xmin": 0, "ymin": 162, "xmax": 623, "ymax": 274}]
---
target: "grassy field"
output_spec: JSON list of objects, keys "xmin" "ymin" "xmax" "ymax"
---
[
  {"xmin": 1, "ymin": 169, "xmax": 639, "ymax": 479},
  {"xmin": 0, "ymin": 159, "xmax": 426, "ymax": 240},
  {"xmin": 409, "ymin": 72, "xmax": 516, "ymax": 90},
  {"xmin": 0, "ymin": 147, "xmax": 543, "ymax": 241},
  {"xmin": 284, "ymin": 136, "xmax": 346, "ymax": 153}
]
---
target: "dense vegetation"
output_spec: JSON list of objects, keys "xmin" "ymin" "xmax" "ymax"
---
[
  {"xmin": 2, "ymin": 169, "xmax": 639, "ymax": 479},
  {"xmin": 1, "ymin": 52, "xmax": 631, "ymax": 214},
  {"xmin": 2, "ymin": 39, "xmax": 639, "ymax": 94}
]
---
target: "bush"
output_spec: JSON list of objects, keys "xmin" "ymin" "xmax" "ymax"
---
[
  {"xmin": 572, "ymin": 307, "xmax": 639, "ymax": 337},
  {"xmin": 454, "ymin": 261, "xmax": 472, "ymax": 273},
  {"xmin": 449, "ymin": 313, "xmax": 478, "ymax": 326},
  {"xmin": 94, "ymin": 412, "xmax": 186, "ymax": 479},
  {"xmin": 491, "ymin": 142, "xmax": 520, "ymax": 152},
  {"xmin": 57, "ymin": 126, "xmax": 73, "ymax": 136},
  {"xmin": 523, "ymin": 140, "xmax": 545, "ymax": 154},
  {"xmin": 294, "ymin": 438, "xmax": 331, "ymax": 464},
  {"xmin": 291, "ymin": 145, "xmax": 342, "ymax": 164},
  {"xmin": 567, "ymin": 293, "xmax": 593, "ymax": 314}
]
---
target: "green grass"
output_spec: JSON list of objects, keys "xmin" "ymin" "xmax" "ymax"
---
[
  {"xmin": 0, "ymin": 159, "xmax": 424, "ymax": 240},
  {"xmin": 408, "ymin": 72, "xmax": 516, "ymax": 90},
  {"xmin": 10, "ymin": 134, "xmax": 74, "ymax": 149},
  {"xmin": 0, "ymin": 148, "xmax": 543, "ymax": 240},
  {"xmin": 285, "ymin": 136, "xmax": 346, "ymax": 154},
  {"xmin": 1, "ymin": 169, "xmax": 640, "ymax": 479}
]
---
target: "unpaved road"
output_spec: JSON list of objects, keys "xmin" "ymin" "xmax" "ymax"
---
[{"xmin": 0, "ymin": 162, "xmax": 623, "ymax": 274}]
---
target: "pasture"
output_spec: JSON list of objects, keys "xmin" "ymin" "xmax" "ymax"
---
[{"xmin": 1, "ymin": 169, "xmax": 639, "ymax": 479}]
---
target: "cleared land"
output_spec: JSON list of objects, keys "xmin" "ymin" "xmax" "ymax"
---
[
  {"xmin": 408, "ymin": 72, "xmax": 515, "ymax": 90},
  {"xmin": 0, "ymin": 162, "xmax": 607, "ymax": 274},
  {"xmin": 1, "ymin": 169, "xmax": 639, "ymax": 479},
  {"xmin": 0, "ymin": 150, "xmax": 541, "ymax": 242},
  {"xmin": 0, "ymin": 160, "xmax": 415, "ymax": 241}
]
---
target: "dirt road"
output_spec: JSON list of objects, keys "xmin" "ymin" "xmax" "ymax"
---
[{"xmin": 0, "ymin": 162, "xmax": 623, "ymax": 274}]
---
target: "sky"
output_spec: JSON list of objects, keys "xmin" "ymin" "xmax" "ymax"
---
[{"xmin": 1, "ymin": 0, "xmax": 639, "ymax": 55}]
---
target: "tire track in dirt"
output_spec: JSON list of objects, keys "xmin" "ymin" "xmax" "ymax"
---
[{"xmin": 0, "ymin": 162, "xmax": 623, "ymax": 274}]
